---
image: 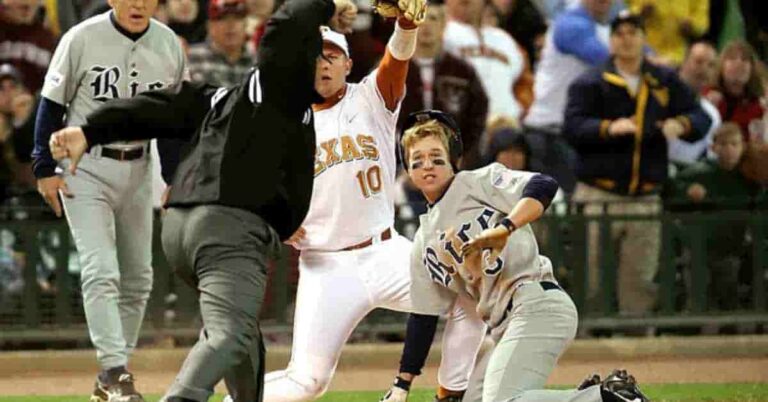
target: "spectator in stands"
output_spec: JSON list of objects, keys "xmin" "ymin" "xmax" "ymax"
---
[
  {"xmin": 565, "ymin": 12, "xmax": 710, "ymax": 315},
  {"xmin": 668, "ymin": 41, "xmax": 722, "ymax": 165},
  {"xmin": 398, "ymin": 4, "xmax": 488, "ymax": 169},
  {"xmin": 167, "ymin": 0, "xmax": 207, "ymax": 45},
  {"xmin": 705, "ymin": 40, "xmax": 766, "ymax": 144},
  {"xmin": 671, "ymin": 123, "xmax": 763, "ymax": 311},
  {"xmin": 487, "ymin": 126, "xmax": 531, "ymax": 170},
  {"xmin": 0, "ymin": 0, "xmax": 56, "ymax": 93},
  {"xmin": 0, "ymin": 64, "xmax": 36, "ymax": 203},
  {"xmin": 523, "ymin": 0, "xmax": 612, "ymax": 194},
  {"xmin": 624, "ymin": 0, "xmax": 709, "ymax": 66},
  {"xmin": 188, "ymin": 0, "xmax": 255, "ymax": 87},
  {"xmin": 43, "ymin": 0, "xmax": 108, "ymax": 37},
  {"xmin": 443, "ymin": 0, "xmax": 533, "ymax": 123},
  {"xmin": 488, "ymin": 0, "xmax": 548, "ymax": 64},
  {"xmin": 245, "ymin": 0, "xmax": 275, "ymax": 53}
]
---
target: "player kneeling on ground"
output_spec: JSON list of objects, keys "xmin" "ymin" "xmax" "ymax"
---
[{"xmin": 400, "ymin": 110, "xmax": 651, "ymax": 402}]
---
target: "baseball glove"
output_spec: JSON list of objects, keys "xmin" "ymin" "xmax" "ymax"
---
[{"xmin": 372, "ymin": 0, "xmax": 427, "ymax": 25}]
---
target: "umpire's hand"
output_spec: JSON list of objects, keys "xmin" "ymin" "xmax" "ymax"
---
[{"xmin": 49, "ymin": 126, "xmax": 88, "ymax": 174}]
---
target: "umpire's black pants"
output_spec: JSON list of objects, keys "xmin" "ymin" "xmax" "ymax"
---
[{"xmin": 161, "ymin": 205, "xmax": 280, "ymax": 402}]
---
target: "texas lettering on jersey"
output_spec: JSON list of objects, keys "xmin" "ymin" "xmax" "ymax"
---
[
  {"xmin": 423, "ymin": 207, "xmax": 505, "ymax": 287},
  {"xmin": 314, "ymin": 134, "xmax": 380, "ymax": 176}
]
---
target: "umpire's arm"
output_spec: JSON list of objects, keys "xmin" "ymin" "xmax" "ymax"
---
[{"xmin": 81, "ymin": 80, "xmax": 218, "ymax": 144}]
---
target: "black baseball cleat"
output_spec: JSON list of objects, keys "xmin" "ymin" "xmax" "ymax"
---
[
  {"xmin": 600, "ymin": 369, "xmax": 650, "ymax": 402},
  {"xmin": 90, "ymin": 372, "xmax": 145, "ymax": 402},
  {"xmin": 578, "ymin": 373, "xmax": 602, "ymax": 390}
]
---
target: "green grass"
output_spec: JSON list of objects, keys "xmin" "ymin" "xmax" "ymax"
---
[{"xmin": 4, "ymin": 384, "xmax": 768, "ymax": 402}]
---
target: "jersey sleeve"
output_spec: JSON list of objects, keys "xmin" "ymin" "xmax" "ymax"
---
[
  {"xmin": 361, "ymin": 68, "xmax": 402, "ymax": 125},
  {"xmin": 409, "ymin": 229, "xmax": 457, "ymax": 316},
  {"xmin": 41, "ymin": 29, "xmax": 83, "ymax": 105},
  {"xmin": 471, "ymin": 163, "xmax": 539, "ymax": 214}
]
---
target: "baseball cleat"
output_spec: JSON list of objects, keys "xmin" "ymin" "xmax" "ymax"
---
[
  {"xmin": 600, "ymin": 369, "xmax": 650, "ymax": 402},
  {"xmin": 578, "ymin": 373, "xmax": 602, "ymax": 390},
  {"xmin": 379, "ymin": 385, "xmax": 409, "ymax": 402},
  {"xmin": 90, "ymin": 373, "xmax": 145, "ymax": 402}
]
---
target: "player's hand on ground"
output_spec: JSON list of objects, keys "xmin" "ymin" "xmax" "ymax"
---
[
  {"xmin": 461, "ymin": 226, "xmax": 510, "ymax": 259},
  {"xmin": 284, "ymin": 226, "xmax": 307, "ymax": 248},
  {"xmin": 330, "ymin": 0, "xmax": 357, "ymax": 34},
  {"xmin": 36, "ymin": 175, "xmax": 73, "ymax": 218},
  {"xmin": 49, "ymin": 126, "xmax": 88, "ymax": 174}
]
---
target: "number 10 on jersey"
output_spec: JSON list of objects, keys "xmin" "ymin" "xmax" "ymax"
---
[{"xmin": 356, "ymin": 165, "xmax": 382, "ymax": 198}]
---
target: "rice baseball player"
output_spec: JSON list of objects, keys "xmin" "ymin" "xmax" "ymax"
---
[
  {"xmin": 252, "ymin": 5, "xmax": 487, "ymax": 402},
  {"xmin": 30, "ymin": 1, "xmax": 185, "ymax": 401},
  {"xmin": 400, "ymin": 110, "xmax": 651, "ymax": 402}
]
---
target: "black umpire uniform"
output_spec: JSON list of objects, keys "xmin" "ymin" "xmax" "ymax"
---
[{"xmin": 73, "ymin": 0, "xmax": 336, "ymax": 400}]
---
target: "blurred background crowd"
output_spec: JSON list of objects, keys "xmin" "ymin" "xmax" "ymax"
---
[{"xmin": 0, "ymin": 0, "xmax": 767, "ymax": 333}]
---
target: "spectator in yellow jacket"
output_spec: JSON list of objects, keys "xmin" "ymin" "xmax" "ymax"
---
[{"xmin": 626, "ymin": 0, "xmax": 709, "ymax": 66}]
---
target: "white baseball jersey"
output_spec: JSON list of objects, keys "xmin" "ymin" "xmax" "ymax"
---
[
  {"xmin": 442, "ymin": 20, "xmax": 526, "ymax": 120},
  {"xmin": 298, "ymin": 69, "xmax": 401, "ymax": 250},
  {"xmin": 41, "ymin": 11, "xmax": 186, "ymax": 148},
  {"xmin": 409, "ymin": 163, "xmax": 558, "ymax": 336}
]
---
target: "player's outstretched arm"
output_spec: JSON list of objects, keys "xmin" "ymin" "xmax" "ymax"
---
[
  {"xmin": 376, "ymin": 14, "xmax": 421, "ymax": 111},
  {"xmin": 461, "ymin": 174, "xmax": 558, "ymax": 258},
  {"xmin": 83, "ymin": 80, "xmax": 217, "ymax": 144}
]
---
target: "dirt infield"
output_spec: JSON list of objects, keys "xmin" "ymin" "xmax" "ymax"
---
[{"xmin": 2, "ymin": 336, "xmax": 768, "ymax": 396}]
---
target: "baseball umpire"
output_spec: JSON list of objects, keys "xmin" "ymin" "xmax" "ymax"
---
[
  {"xmin": 31, "ymin": 1, "xmax": 185, "ymax": 400},
  {"xmin": 47, "ymin": 0, "xmax": 358, "ymax": 400}
]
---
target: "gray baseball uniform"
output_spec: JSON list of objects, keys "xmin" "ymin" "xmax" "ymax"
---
[
  {"xmin": 409, "ymin": 163, "xmax": 602, "ymax": 402},
  {"xmin": 40, "ymin": 11, "xmax": 186, "ymax": 370}
]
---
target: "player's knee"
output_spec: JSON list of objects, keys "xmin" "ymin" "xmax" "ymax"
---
[
  {"xmin": 80, "ymin": 264, "xmax": 120, "ymax": 296},
  {"xmin": 121, "ymin": 271, "xmax": 153, "ymax": 299},
  {"xmin": 273, "ymin": 368, "xmax": 332, "ymax": 401}
]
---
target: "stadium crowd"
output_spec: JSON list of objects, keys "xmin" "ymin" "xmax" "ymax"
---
[{"xmin": 0, "ymin": 0, "xmax": 767, "ymax": 326}]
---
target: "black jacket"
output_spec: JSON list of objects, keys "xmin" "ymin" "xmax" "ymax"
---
[
  {"xmin": 565, "ymin": 58, "xmax": 711, "ymax": 196},
  {"xmin": 81, "ymin": 0, "xmax": 335, "ymax": 240}
]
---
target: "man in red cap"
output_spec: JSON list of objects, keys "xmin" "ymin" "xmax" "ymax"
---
[{"xmin": 188, "ymin": 0, "xmax": 255, "ymax": 87}]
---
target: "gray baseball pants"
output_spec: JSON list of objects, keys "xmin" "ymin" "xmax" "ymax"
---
[
  {"xmin": 161, "ymin": 205, "xmax": 280, "ymax": 402},
  {"xmin": 464, "ymin": 283, "xmax": 603, "ymax": 402},
  {"xmin": 61, "ymin": 151, "xmax": 154, "ymax": 370}
]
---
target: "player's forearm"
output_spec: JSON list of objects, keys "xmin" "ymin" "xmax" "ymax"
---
[
  {"xmin": 376, "ymin": 21, "xmax": 417, "ymax": 110},
  {"xmin": 507, "ymin": 174, "xmax": 558, "ymax": 229},
  {"xmin": 32, "ymin": 97, "xmax": 66, "ymax": 179}
]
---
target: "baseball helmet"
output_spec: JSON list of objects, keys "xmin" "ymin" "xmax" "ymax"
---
[{"xmin": 399, "ymin": 109, "xmax": 463, "ymax": 171}]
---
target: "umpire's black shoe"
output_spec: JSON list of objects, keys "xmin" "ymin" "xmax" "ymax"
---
[
  {"xmin": 600, "ymin": 369, "xmax": 650, "ymax": 402},
  {"xmin": 90, "ymin": 372, "xmax": 145, "ymax": 402}
]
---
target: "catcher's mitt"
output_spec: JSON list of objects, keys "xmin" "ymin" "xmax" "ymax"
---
[{"xmin": 372, "ymin": 0, "xmax": 427, "ymax": 25}]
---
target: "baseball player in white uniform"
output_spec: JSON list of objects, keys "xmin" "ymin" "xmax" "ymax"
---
[
  {"xmin": 31, "ymin": 1, "xmax": 186, "ymax": 401},
  {"xmin": 256, "ymin": 7, "xmax": 486, "ymax": 402},
  {"xmin": 399, "ymin": 110, "xmax": 651, "ymax": 402}
]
